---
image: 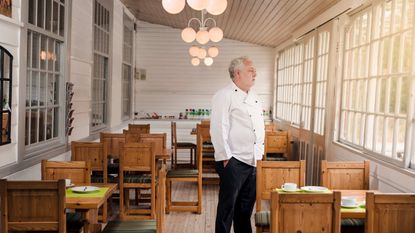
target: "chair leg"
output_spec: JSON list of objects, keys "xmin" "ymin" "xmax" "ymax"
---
[
  {"xmin": 166, "ymin": 179, "xmax": 171, "ymax": 214},
  {"xmin": 190, "ymin": 148, "xmax": 193, "ymax": 167},
  {"xmin": 197, "ymin": 177, "xmax": 202, "ymax": 214}
]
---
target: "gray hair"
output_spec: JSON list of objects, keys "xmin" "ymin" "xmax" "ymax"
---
[{"xmin": 228, "ymin": 56, "xmax": 251, "ymax": 79}]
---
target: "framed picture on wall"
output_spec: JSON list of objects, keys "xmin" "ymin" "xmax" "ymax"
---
[{"xmin": 0, "ymin": 0, "xmax": 12, "ymax": 18}]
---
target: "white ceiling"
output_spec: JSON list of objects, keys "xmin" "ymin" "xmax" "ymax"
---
[{"xmin": 121, "ymin": 0, "xmax": 342, "ymax": 47}]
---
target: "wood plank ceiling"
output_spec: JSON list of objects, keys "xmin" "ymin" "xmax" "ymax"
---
[{"xmin": 121, "ymin": 0, "xmax": 342, "ymax": 48}]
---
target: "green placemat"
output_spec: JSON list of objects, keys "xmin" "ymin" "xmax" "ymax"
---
[
  {"xmin": 341, "ymin": 205, "xmax": 365, "ymax": 212},
  {"xmin": 66, "ymin": 187, "xmax": 109, "ymax": 198},
  {"xmin": 274, "ymin": 188, "xmax": 332, "ymax": 194}
]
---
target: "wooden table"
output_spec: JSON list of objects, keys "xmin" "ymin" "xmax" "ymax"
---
[{"xmin": 66, "ymin": 183, "xmax": 117, "ymax": 233}]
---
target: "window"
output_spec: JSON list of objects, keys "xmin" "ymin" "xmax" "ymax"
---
[
  {"xmin": 26, "ymin": 0, "xmax": 65, "ymax": 147},
  {"xmin": 91, "ymin": 0, "xmax": 110, "ymax": 130},
  {"xmin": 276, "ymin": 31, "xmax": 330, "ymax": 134},
  {"xmin": 0, "ymin": 46, "xmax": 12, "ymax": 145},
  {"xmin": 339, "ymin": 0, "xmax": 415, "ymax": 166},
  {"xmin": 122, "ymin": 14, "xmax": 133, "ymax": 120}
]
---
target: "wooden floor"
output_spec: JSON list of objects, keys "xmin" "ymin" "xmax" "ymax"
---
[{"xmin": 165, "ymin": 182, "xmax": 256, "ymax": 233}]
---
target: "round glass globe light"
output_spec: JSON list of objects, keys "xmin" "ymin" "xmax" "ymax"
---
[
  {"xmin": 197, "ymin": 47, "xmax": 207, "ymax": 59},
  {"xmin": 187, "ymin": 0, "xmax": 208, "ymax": 11},
  {"xmin": 189, "ymin": 46, "xmax": 200, "ymax": 57},
  {"xmin": 162, "ymin": 0, "xmax": 185, "ymax": 14},
  {"xmin": 191, "ymin": 57, "xmax": 200, "ymax": 66},
  {"xmin": 204, "ymin": 57, "xmax": 214, "ymax": 66},
  {"xmin": 196, "ymin": 30, "xmax": 210, "ymax": 44},
  {"xmin": 182, "ymin": 27, "xmax": 196, "ymax": 43},
  {"xmin": 209, "ymin": 27, "xmax": 223, "ymax": 42},
  {"xmin": 206, "ymin": 0, "xmax": 227, "ymax": 15},
  {"xmin": 208, "ymin": 46, "xmax": 219, "ymax": 57}
]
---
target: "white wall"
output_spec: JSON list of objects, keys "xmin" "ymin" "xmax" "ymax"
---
[
  {"xmin": 0, "ymin": 0, "xmax": 21, "ymax": 168},
  {"xmin": 69, "ymin": 0, "xmax": 94, "ymax": 141},
  {"xmin": 134, "ymin": 21, "xmax": 275, "ymax": 118}
]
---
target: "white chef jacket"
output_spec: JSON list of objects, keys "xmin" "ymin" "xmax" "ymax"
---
[{"xmin": 210, "ymin": 81, "xmax": 265, "ymax": 167}]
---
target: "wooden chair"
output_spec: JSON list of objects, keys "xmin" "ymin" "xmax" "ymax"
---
[
  {"xmin": 128, "ymin": 123, "xmax": 150, "ymax": 134},
  {"xmin": 100, "ymin": 132, "xmax": 126, "ymax": 161},
  {"xmin": 255, "ymin": 160, "xmax": 305, "ymax": 233},
  {"xmin": 119, "ymin": 142, "xmax": 156, "ymax": 220},
  {"xmin": 270, "ymin": 190, "xmax": 341, "ymax": 233},
  {"xmin": 320, "ymin": 160, "xmax": 369, "ymax": 190},
  {"xmin": 41, "ymin": 160, "xmax": 92, "ymax": 184},
  {"xmin": 140, "ymin": 133, "xmax": 167, "ymax": 157},
  {"xmin": 100, "ymin": 132, "xmax": 126, "ymax": 175},
  {"xmin": 171, "ymin": 121, "xmax": 196, "ymax": 168},
  {"xmin": 123, "ymin": 129, "xmax": 142, "ymax": 143},
  {"xmin": 263, "ymin": 130, "xmax": 289, "ymax": 161},
  {"xmin": 70, "ymin": 142, "xmax": 111, "ymax": 223},
  {"xmin": 265, "ymin": 124, "xmax": 275, "ymax": 132},
  {"xmin": 166, "ymin": 124, "xmax": 203, "ymax": 214},
  {"xmin": 196, "ymin": 123, "xmax": 215, "ymax": 176},
  {"xmin": 71, "ymin": 141, "xmax": 108, "ymax": 183},
  {"xmin": 366, "ymin": 192, "xmax": 415, "ymax": 233},
  {"xmin": 102, "ymin": 164, "xmax": 166, "ymax": 233},
  {"xmin": 0, "ymin": 179, "xmax": 66, "ymax": 233}
]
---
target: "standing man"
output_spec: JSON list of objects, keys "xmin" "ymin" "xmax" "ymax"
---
[{"xmin": 210, "ymin": 56, "xmax": 265, "ymax": 233}]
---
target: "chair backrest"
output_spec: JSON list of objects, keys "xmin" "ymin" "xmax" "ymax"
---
[
  {"xmin": 128, "ymin": 123, "xmax": 150, "ymax": 134},
  {"xmin": 320, "ymin": 160, "xmax": 369, "ymax": 190},
  {"xmin": 265, "ymin": 124, "xmax": 274, "ymax": 132},
  {"xmin": 120, "ymin": 142, "xmax": 155, "ymax": 174},
  {"xmin": 196, "ymin": 123, "xmax": 212, "ymax": 171},
  {"xmin": 42, "ymin": 160, "xmax": 91, "ymax": 184},
  {"xmin": 123, "ymin": 129, "xmax": 141, "ymax": 143},
  {"xmin": 171, "ymin": 121, "xmax": 177, "ymax": 147},
  {"xmin": 270, "ymin": 190, "xmax": 341, "ymax": 233},
  {"xmin": 100, "ymin": 132, "xmax": 125, "ymax": 160},
  {"xmin": 140, "ymin": 133, "xmax": 167, "ymax": 156},
  {"xmin": 264, "ymin": 130, "xmax": 289, "ymax": 156},
  {"xmin": 366, "ymin": 192, "xmax": 415, "ymax": 233},
  {"xmin": 256, "ymin": 160, "xmax": 305, "ymax": 211},
  {"xmin": 71, "ymin": 141, "xmax": 107, "ymax": 182},
  {"xmin": 0, "ymin": 179, "xmax": 66, "ymax": 233}
]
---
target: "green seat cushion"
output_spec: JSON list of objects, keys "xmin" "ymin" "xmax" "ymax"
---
[
  {"xmin": 123, "ymin": 174, "xmax": 152, "ymax": 183},
  {"xmin": 341, "ymin": 218, "xmax": 365, "ymax": 227},
  {"xmin": 167, "ymin": 169, "xmax": 198, "ymax": 178},
  {"xmin": 103, "ymin": 220, "xmax": 156, "ymax": 233},
  {"xmin": 254, "ymin": 211, "xmax": 270, "ymax": 227},
  {"xmin": 266, "ymin": 156, "xmax": 287, "ymax": 161},
  {"xmin": 91, "ymin": 173, "xmax": 118, "ymax": 183}
]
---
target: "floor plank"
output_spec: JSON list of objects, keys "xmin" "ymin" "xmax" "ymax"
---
[{"xmin": 165, "ymin": 182, "xmax": 256, "ymax": 233}]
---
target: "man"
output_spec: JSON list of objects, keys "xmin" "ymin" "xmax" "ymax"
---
[{"xmin": 210, "ymin": 56, "xmax": 265, "ymax": 233}]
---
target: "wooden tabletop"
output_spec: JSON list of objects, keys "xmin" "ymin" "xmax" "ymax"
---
[{"xmin": 65, "ymin": 183, "xmax": 117, "ymax": 209}]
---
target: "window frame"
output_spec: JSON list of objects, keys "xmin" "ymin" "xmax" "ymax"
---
[
  {"xmin": 24, "ymin": 0, "xmax": 67, "ymax": 156},
  {"xmin": 91, "ymin": 0, "xmax": 111, "ymax": 132},
  {"xmin": 338, "ymin": 0, "xmax": 415, "ymax": 169}
]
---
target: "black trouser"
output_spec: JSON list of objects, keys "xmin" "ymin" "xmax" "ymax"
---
[{"xmin": 215, "ymin": 157, "xmax": 256, "ymax": 233}]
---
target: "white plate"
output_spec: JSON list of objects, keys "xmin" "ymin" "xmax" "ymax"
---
[
  {"xmin": 300, "ymin": 186, "xmax": 329, "ymax": 192},
  {"xmin": 341, "ymin": 203, "xmax": 360, "ymax": 208},
  {"xmin": 281, "ymin": 188, "xmax": 301, "ymax": 192},
  {"xmin": 71, "ymin": 186, "xmax": 100, "ymax": 193}
]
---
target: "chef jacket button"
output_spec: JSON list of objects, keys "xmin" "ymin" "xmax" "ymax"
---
[
  {"xmin": 254, "ymin": 142, "xmax": 256, "ymax": 145},
  {"xmin": 235, "ymin": 89, "xmax": 237, "ymax": 92},
  {"xmin": 255, "ymin": 100, "xmax": 258, "ymax": 103}
]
